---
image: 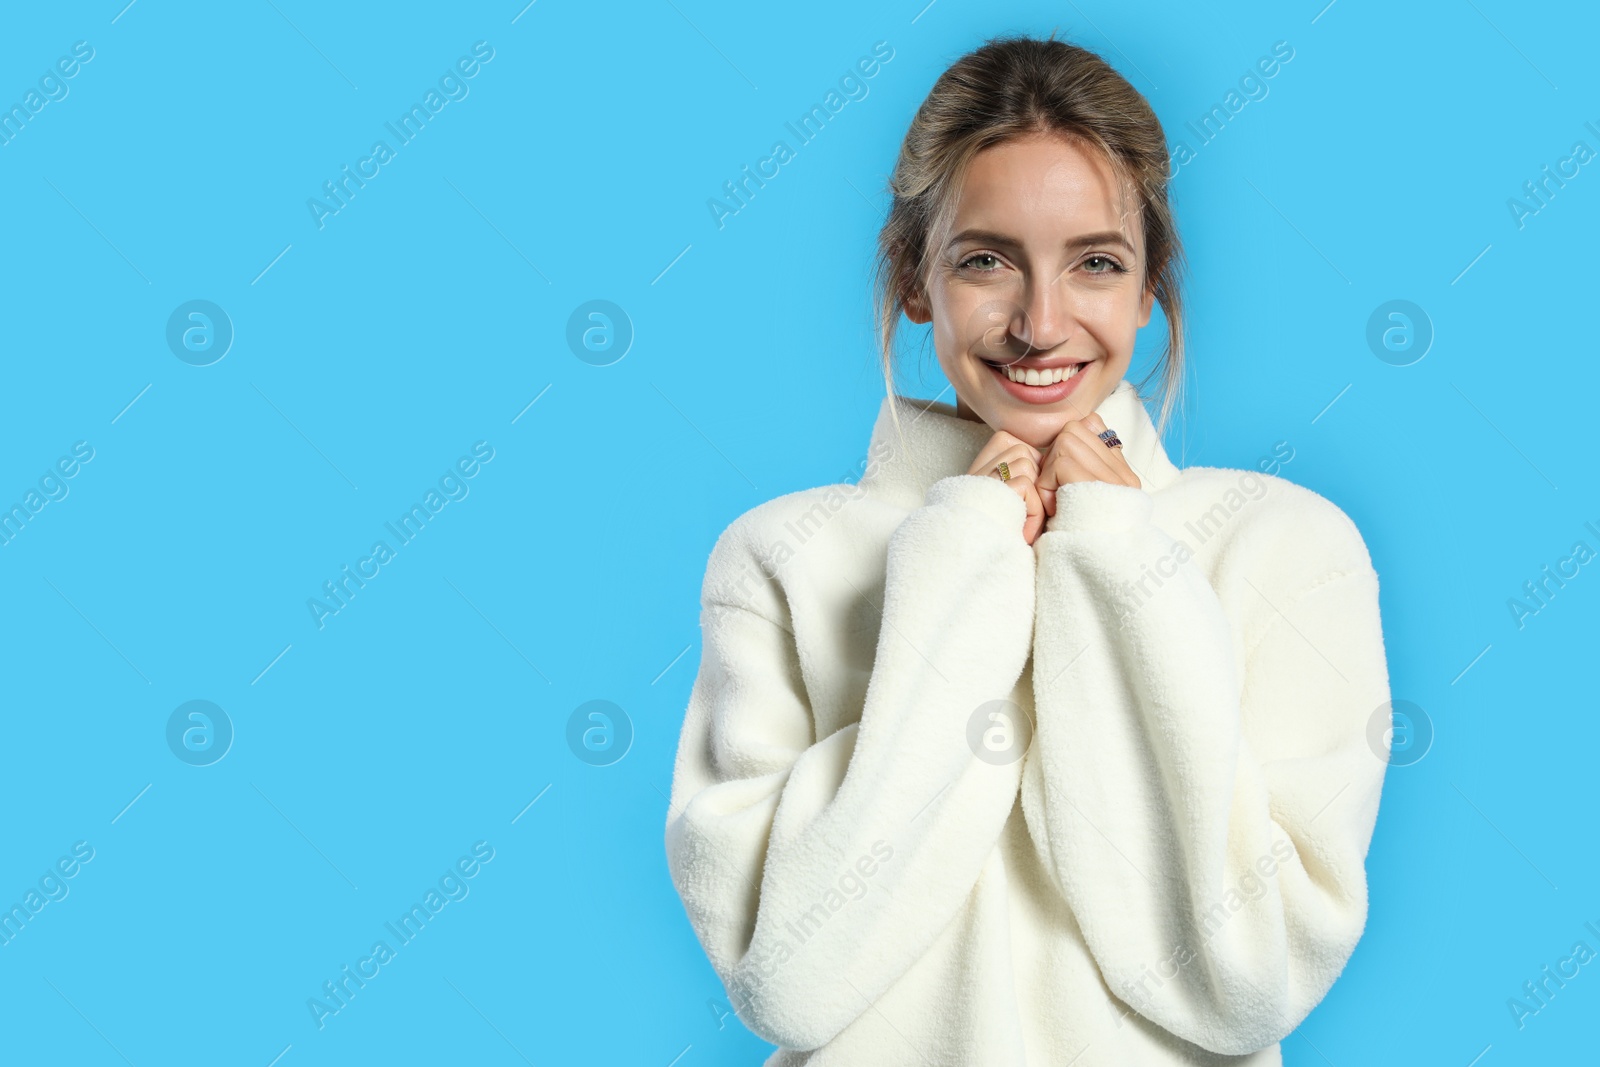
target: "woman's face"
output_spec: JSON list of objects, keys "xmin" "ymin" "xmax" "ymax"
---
[{"xmin": 907, "ymin": 131, "xmax": 1155, "ymax": 450}]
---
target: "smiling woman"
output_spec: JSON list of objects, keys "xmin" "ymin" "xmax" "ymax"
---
[
  {"xmin": 903, "ymin": 133, "xmax": 1157, "ymax": 456},
  {"xmin": 666, "ymin": 32, "xmax": 1392, "ymax": 1067}
]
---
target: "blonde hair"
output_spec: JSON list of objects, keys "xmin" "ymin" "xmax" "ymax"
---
[{"xmin": 871, "ymin": 32, "xmax": 1187, "ymax": 447}]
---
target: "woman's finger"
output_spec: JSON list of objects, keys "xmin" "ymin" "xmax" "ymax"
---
[
  {"xmin": 1040, "ymin": 421, "xmax": 1125, "ymax": 489},
  {"xmin": 992, "ymin": 447, "xmax": 1047, "ymax": 539},
  {"xmin": 1066, "ymin": 419, "xmax": 1141, "ymax": 488},
  {"xmin": 986, "ymin": 444, "xmax": 1041, "ymax": 484},
  {"xmin": 966, "ymin": 433, "xmax": 1042, "ymax": 480},
  {"xmin": 965, "ymin": 440, "xmax": 1047, "ymax": 540},
  {"xmin": 1006, "ymin": 473, "xmax": 1047, "ymax": 544}
]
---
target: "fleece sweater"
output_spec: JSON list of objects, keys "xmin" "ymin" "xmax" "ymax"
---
[{"xmin": 665, "ymin": 378, "xmax": 1391, "ymax": 1065}]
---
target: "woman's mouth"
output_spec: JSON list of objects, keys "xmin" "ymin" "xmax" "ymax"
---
[{"xmin": 981, "ymin": 358, "xmax": 1091, "ymax": 404}]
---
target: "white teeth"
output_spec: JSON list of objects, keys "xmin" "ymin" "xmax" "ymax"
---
[{"xmin": 999, "ymin": 362, "xmax": 1083, "ymax": 385}]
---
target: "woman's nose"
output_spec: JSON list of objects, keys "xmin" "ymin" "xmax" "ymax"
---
[{"xmin": 1013, "ymin": 277, "xmax": 1076, "ymax": 355}]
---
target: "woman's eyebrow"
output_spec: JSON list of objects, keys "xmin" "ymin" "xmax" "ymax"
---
[{"xmin": 947, "ymin": 227, "xmax": 1134, "ymax": 252}]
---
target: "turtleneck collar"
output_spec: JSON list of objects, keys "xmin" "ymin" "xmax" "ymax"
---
[{"xmin": 855, "ymin": 378, "xmax": 1181, "ymax": 508}]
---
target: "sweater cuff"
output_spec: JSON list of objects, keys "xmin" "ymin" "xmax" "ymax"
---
[
  {"xmin": 1043, "ymin": 479, "xmax": 1153, "ymax": 535},
  {"xmin": 924, "ymin": 473, "xmax": 1025, "ymax": 534}
]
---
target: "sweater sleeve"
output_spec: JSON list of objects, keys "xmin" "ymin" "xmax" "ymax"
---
[
  {"xmin": 665, "ymin": 473, "xmax": 1037, "ymax": 1051},
  {"xmin": 1021, "ymin": 478, "xmax": 1390, "ymax": 1056}
]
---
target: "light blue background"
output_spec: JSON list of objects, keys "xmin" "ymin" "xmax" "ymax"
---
[{"xmin": 0, "ymin": 1, "xmax": 1595, "ymax": 1064}]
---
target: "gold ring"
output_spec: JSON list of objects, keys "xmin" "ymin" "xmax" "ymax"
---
[{"xmin": 995, "ymin": 460, "xmax": 1011, "ymax": 482}]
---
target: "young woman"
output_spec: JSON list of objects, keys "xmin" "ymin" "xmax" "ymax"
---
[{"xmin": 666, "ymin": 34, "xmax": 1391, "ymax": 1066}]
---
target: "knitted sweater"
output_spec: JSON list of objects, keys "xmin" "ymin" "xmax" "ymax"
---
[{"xmin": 665, "ymin": 378, "xmax": 1391, "ymax": 1065}]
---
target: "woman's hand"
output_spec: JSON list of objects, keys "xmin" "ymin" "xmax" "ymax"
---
[
  {"xmin": 967, "ymin": 432, "xmax": 1048, "ymax": 545},
  {"xmin": 1035, "ymin": 411, "xmax": 1142, "ymax": 522}
]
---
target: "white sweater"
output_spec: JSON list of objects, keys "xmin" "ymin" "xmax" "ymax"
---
[{"xmin": 665, "ymin": 378, "xmax": 1391, "ymax": 1065}]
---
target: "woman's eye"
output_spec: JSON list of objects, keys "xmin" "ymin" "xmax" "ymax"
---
[
  {"xmin": 1083, "ymin": 254, "xmax": 1127, "ymax": 274},
  {"xmin": 959, "ymin": 253, "xmax": 1001, "ymax": 272}
]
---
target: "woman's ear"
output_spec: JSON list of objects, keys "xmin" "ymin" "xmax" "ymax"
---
[
  {"xmin": 1137, "ymin": 282, "xmax": 1154, "ymax": 328},
  {"xmin": 902, "ymin": 281, "xmax": 932, "ymax": 324}
]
